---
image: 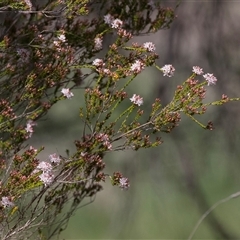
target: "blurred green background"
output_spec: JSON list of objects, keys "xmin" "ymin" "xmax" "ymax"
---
[{"xmin": 30, "ymin": 1, "xmax": 240, "ymax": 239}]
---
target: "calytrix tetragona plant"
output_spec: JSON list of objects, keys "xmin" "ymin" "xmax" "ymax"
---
[{"xmin": 0, "ymin": 0, "xmax": 239, "ymax": 239}]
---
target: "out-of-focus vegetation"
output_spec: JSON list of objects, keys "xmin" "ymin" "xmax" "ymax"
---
[{"xmin": 26, "ymin": 1, "xmax": 240, "ymax": 239}]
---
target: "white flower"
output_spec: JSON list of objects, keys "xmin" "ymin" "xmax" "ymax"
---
[
  {"xmin": 130, "ymin": 60, "xmax": 145, "ymax": 73},
  {"xmin": 130, "ymin": 94, "xmax": 144, "ymax": 106},
  {"xmin": 111, "ymin": 19, "xmax": 123, "ymax": 29},
  {"xmin": 192, "ymin": 66, "xmax": 204, "ymax": 75},
  {"xmin": 39, "ymin": 172, "xmax": 54, "ymax": 186},
  {"xmin": 49, "ymin": 153, "xmax": 61, "ymax": 164},
  {"xmin": 203, "ymin": 73, "xmax": 217, "ymax": 86},
  {"xmin": 92, "ymin": 58, "xmax": 105, "ymax": 67},
  {"xmin": 37, "ymin": 161, "xmax": 52, "ymax": 173},
  {"xmin": 94, "ymin": 37, "xmax": 103, "ymax": 51},
  {"xmin": 58, "ymin": 34, "xmax": 66, "ymax": 43},
  {"xmin": 119, "ymin": 177, "xmax": 130, "ymax": 190},
  {"xmin": 25, "ymin": 120, "xmax": 37, "ymax": 137},
  {"xmin": 143, "ymin": 42, "xmax": 156, "ymax": 52},
  {"xmin": 161, "ymin": 64, "xmax": 175, "ymax": 77},
  {"xmin": 1, "ymin": 197, "xmax": 14, "ymax": 208},
  {"xmin": 104, "ymin": 14, "xmax": 114, "ymax": 25},
  {"xmin": 61, "ymin": 88, "xmax": 74, "ymax": 99}
]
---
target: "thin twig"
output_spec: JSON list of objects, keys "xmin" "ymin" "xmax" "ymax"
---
[{"xmin": 188, "ymin": 191, "xmax": 240, "ymax": 240}]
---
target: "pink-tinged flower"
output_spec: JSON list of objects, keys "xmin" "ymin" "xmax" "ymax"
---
[
  {"xmin": 61, "ymin": 88, "xmax": 74, "ymax": 99},
  {"xmin": 39, "ymin": 172, "xmax": 54, "ymax": 186},
  {"xmin": 17, "ymin": 48, "xmax": 30, "ymax": 63},
  {"xmin": 29, "ymin": 146, "xmax": 37, "ymax": 153},
  {"xmin": 49, "ymin": 153, "xmax": 61, "ymax": 164},
  {"xmin": 130, "ymin": 60, "xmax": 145, "ymax": 73},
  {"xmin": 25, "ymin": 120, "xmax": 37, "ymax": 137},
  {"xmin": 104, "ymin": 14, "xmax": 114, "ymax": 25},
  {"xmin": 92, "ymin": 58, "xmax": 105, "ymax": 67},
  {"xmin": 53, "ymin": 40, "xmax": 60, "ymax": 47},
  {"xmin": 119, "ymin": 177, "xmax": 130, "ymax": 190},
  {"xmin": 1, "ymin": 196, "xmax": 14, "ymax": 208},
  {"xmin": 58, "ymin": 34, "xmax": 66, "ymax": 43},
  {"xmin": 192, "ymin": 66, "xmax": 204, "ymax": 75},
  {"xmin": 97, "ymin": 133, "xmax": 112, "ymax": 150},
  {"xmin": 161, "ymin": 64, "xmax": 175, "ymax": 77},
  {"xmin": 94, "ymin": 37, "xmax": 103, "ymax": 51},
  {"xmin": 143, "ymin": 42, "xmax": 156, "ymax": 52},
  {"xmin": 203, "ymin": 73, "xmax": 217, "ymax": 86},
  {"xmin": 36, "ymin": 161, "xmax": 52, "ymax": 173},
  {"xmin": 130, "ymin": 94, "xmax": 144, "ymax": 106},
  {"xmin": 111, "ymin": 19, "xmax": 123, "ymax": 29}
]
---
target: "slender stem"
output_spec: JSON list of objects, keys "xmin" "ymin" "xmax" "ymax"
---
[{"xmin": 188, "ymin": 191, "xmax": 240, "ymax": 240}]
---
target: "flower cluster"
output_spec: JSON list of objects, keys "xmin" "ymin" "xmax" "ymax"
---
[
  {"xmin": 61, "ymin": 88, "xmax": 74, "ymax": 99},
  {"xmin": 92, "ymin": 58, "xmax": 105, "ymax": 68},
  {"xmin": 25, "ymin": 120, "xmax": 37, "ymax": 138},
  {"xmin": 143, "ymin": 42, "xmax": 156, "ymax": 52},
  {"xmin": 94, "ymin": 36, "xmax": 103, "ymax": 51},
  {"xmin": 1, "ymin": 196, "xmax": 14, "ymax": 208},
  {"xmin": 119, "ymin": 177, "xmax": 130, "ymax": 190},
  {"xmin": 97, "ymin": 133, "xmax": 112, "ymax": 150},
  {"xmin": 130, "ymin": 60, "xmax": 145, "ymax": 73},
  {"xmin": 192, "ymin": 66, "xmax": 204, "ymax": 75},
  {"xmin": 49, "ymin": 153, "xmax": 61, "ymax": 164},
  {"xmin": 130, "ymin": 94, "xmax": 144, "ymax": 106},
  {"xmin": 32, "ymin": 153, "xmax": 61, "ymax": 186},
  {"xmin": 161, "ymin": 64, "xmax": 175, "ymax": 77},
  {"xmin": 192, "ymin": 66, "xmax": 217, "ymax": 86},
  {"xmin": 203, "ymin": 73, "xmax": 217, "ymax": 86},
  {"xmin": 104, "ymin": 14, "xmax": 123, "ymax": 29}
]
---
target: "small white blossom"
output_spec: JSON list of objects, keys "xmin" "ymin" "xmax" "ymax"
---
[
  {"xmin": 130, "ymin": 60, "xmax": 145, "ymax": 73},
  {"xmin": 39, "ymin": 172, "xmax": 54, "ymax": 186},
  {"xmin": 143, "ymin": 42, "xmax": 156, "ymax": 52},
  {"xmin": 119, "ymin": 177, "xmax": 130, "ymax": 190},
  {"xmin": 25, "ymin": 120, "xmax": 37, "ymax": 137},
  {"xmin": 203, "ymin": 73, "xmax": 217, "ymax": 86},
  {"xmin": 111, "ymin": 19, "xmax": 123, "ymax": 29},
  {"xmin": 49, "ymin": 153, "xmax": 61, "ymax": 164},
  {"xmin": 1, "ymin": 197, "xmax": 14, "ymax": 208},
  {"xmin": 161, "ymin": 64, "xmax": 175, "ymax": 77},
  {"xmin": 94, "ymin": 37, "xmax": 103, "ymax": 51},
  {"xmin": 92, "ymin": 58, "xmax": 105, "ymax": 67},
  {"xmin": 36, "ymin": 161, "xmax": 52, "ymax": 173},
  {"xmin": 130, "ymin": 94, "xmax": 144, "ymax": 106},
  {"xmin": 104, "ymin": 14, "xmax": 114, "ymax": 25},
  {"xmin": 58, "ymin": 34, "xmax": 66, "ymax": 43},
  {"xmin": 61, "ymin": 88, "xmax": 74, "ymax": 99},
  {"xmin": 192, "ymin": 66, "xmax": 204, "ymax": 75}
]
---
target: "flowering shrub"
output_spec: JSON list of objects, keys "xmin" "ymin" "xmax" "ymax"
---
[{"xmin": 0, "ymin": 0, "xmax": 239, "ymax": 239}]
